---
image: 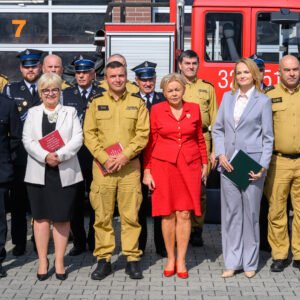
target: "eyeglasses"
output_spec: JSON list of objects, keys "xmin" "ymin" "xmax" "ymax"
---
[{"xmin": 41, "ymin": 88, "xmax": 60, "ymax": 95}]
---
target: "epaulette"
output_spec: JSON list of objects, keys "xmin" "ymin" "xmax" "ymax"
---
[
  {"xmin": 131, "ymin": 93, "xmax": 142, "ymax": 99},
  {"xmin": 0, "ymin": 73, "xmax": 8, "ymax": 80},
  {"xmin": 63, "ymin": 80, "xmax": 73, "ymax": 88},
  {"xmin": 264, "ymin": 85, "xmax": 275, "ymax": 93},
  {"xmin": 89, "ymin": 93, "xmax": 104, "ymax": 102},
  {"xmin": 202, "ymin": 79, "xmax": 214, "ymax": 87}
]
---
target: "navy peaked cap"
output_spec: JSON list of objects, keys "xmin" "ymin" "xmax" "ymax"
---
[
  {"xmin": 72, "ymin": 55, "xmax": 95, "ymax": 72},
  {"xmin": 132, "ymin": 61, "xmax": 157, "ymax": 79},
  {"xmin": 17, "ymin": 49, "xmax": 43, "ymax": 67}
]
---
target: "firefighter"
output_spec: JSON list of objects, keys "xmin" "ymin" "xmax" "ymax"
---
[
  {"xmin": 98, "ymin": 53, "xmax": 139, "ymax": 93},
  {"xmin": 178, "ymin": 49, "xmax": 218, "ymax": 246},
  {"xmin": 84, "ymin": 61, "xmax": 149, "ymax": 281},
  {"xmin": 0, "ymin": 73, "xmax": 8, "ymax": 93},
  {"xmin": 264, "ymin": 55, "xmax": 300, "ymax": 272},
  {"xmin": 131, "ymin": 61, "xmax": 166, "ymax": 257},
  {"xmin": 62, "ymin": 55, "xmax": 105, "ymax": 256},
  {"xmin": 42, "ymin": 54, "xmax": 72, "ymax": 90},
  {"xmin": 3, "ymin": 49, "xmax": 43, "ymax": 256}
]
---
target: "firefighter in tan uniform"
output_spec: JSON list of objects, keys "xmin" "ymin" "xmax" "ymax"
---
[
  {"xmin": 98, "ymin": 53, "xmax": 139, "ymax": 93},
  {"xmin": 264, "ymin": 55, "xmax": 300, "ymax": 272},
  {"xmin": 0, "ymin": 73, "xmax": 8, "ymax": 93},
  {"xmin": 84, "ymin": 61, "xmax": 149, "ymax": 281},
  {"xmin": 178, "ymin": 50, "xmax": 218, "ymax": 246}
]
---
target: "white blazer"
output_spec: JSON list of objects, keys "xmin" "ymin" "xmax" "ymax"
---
[{"xmin": 23, "ymin": 104, "xmax": 83, "ymax": 187}]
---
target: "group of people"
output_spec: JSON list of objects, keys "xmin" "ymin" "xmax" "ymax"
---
[{"xmin": 0, "ymin": 48, "xmax": 299, "ymax": 284}]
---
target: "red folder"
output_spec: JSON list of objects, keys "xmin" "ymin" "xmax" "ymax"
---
[
  {"xmin": 39, "ymin": 130, "xmax": 65, "ymax": 152},
  {"xmin": 95, "ymin": 142, "xmax": 123, "ymax": 176}
]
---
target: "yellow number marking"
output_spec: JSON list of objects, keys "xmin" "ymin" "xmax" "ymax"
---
[{"xmin": 12, "ymin": 19, "xmax": 27, "ymax": 38}]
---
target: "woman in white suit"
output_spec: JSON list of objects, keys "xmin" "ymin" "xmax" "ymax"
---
[
  {"xmin": 213, "ymin": 58, "xmax": 273, "ymax": 278},
  {"xmin": 23, "ymin": 73, "xmax": 83, "ymax": 281}
]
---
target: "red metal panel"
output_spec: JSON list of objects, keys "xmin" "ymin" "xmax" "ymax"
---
[
  {"xmin": 193, "ymin": 0, "xmax": 300, "ymax": 9},
  {"xmin": 105, "ymin": 23, "xmax": 176, "ymax": 33}
]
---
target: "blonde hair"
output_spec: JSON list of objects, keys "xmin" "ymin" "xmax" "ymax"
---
[
  {"xmin": 231, "ymin": 58, "xmax": 262, "ymax": 93},
  {"xmin": 160, "ymin": 73, "xmax": 186, "ymax": 91},
  {"xmin": 38, "ymin": 73, "xmax": 62, "ymax": 98}
]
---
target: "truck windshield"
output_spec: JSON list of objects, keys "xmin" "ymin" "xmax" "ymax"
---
[
  {"xmin": 205, "ymin": 13, "xmax": 242, "ymax": 62},
  {"xmin": 256, "ymin": 12, "xmax": 300, "ymax": 62}
]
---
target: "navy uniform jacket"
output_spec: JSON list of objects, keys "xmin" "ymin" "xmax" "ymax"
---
[
  {"xmin": 3, "ymin": 80, "xmax": 40, "ymax": 166},
  {"xmin": 3, "ymin": 80, "xmax": 41, "ymax": 123},
  {"xmin": 62, "ymin": 84, "xmax": 105, "ymax": 174},
  {"xmin": 0, "ymin": 95, "xmax": 22, "ymax": 183},
  {"xmin": 135, "ymin": 91, "xmax": 165, "ymax": 112},
  {"xmin": 62, "ymin": 84, "xmax": 105, "ymax": 125}
]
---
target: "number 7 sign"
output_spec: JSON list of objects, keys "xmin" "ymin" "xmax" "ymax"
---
[{"xmin": 12, "ymin": 19, "xmax": 27, "ymax": 38}]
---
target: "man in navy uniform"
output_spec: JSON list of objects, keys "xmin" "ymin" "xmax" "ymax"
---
[
  {"xmin": 0, "ymin": 94, "xmax": 22, "ymax": 276},
  {"xmin": 3, "ymin": 49, "xmax": 43, "ymax": 256},
  {"xmin": 131, "ymin": 61, "xmax": 166, "ymax": 257},
  {"xmin": 63, "ymin": 55, "xmax": 105, "ymax": 256}
]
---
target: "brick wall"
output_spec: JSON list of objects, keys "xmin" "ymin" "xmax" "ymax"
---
[{"xmin": 112, "ymin": 0, "xmax": 152, "ymax": 23}]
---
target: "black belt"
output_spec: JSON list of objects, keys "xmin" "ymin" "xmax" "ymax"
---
[
  {"xmin": 202, "ymin": 128, "xmax": 209, "ymax": 133},
  {"xmin": 273, "ymin": 151, "xmax": 300, "ymax": 159}
]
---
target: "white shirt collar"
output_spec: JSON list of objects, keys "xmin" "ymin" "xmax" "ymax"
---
[
  {"xmin": 78, "ymin": 85, "xmax": 92, "ymax": 96},
  {"xmin": 236, "ymin": 86, "xmax": 255, "ymax": 100}
]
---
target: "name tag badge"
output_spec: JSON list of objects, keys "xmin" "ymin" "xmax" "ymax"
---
[
  {"xmin": 272, "ymin": 97, "xmax": 282, "ymax": 103},
  {"xmin": 98, "ymin": 105, "xmax": 109, "ymax": 111},
  {"xmin": 126, "ymin": 106, "xmax": 138, "ymax": 110}
]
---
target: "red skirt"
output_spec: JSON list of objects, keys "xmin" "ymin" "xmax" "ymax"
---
[{"xmin": 151, "ymin": 151, "xmax": 202, "ymax": 217}]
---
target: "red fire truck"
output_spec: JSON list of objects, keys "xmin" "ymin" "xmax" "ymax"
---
[
  {"xmin": 99, "ymin": 0, "xmax": 300, "ymax": 103},
  {"xmin": 98, "ymin": 0, "xmax": 300, "ymax": 222}
]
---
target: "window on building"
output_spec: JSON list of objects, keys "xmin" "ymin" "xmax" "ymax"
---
[{"xmin": 205, "ymin": 13, "xmax": 242, "ymax": 62}]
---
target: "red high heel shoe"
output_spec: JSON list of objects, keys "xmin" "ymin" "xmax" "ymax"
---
[
  {"xmin": 163, "ymin": 263, "xmax": 176, "ymax": 277},
  {"xmin": 177, "ymin": 270, "xmax": 189, "ymax": 279}
]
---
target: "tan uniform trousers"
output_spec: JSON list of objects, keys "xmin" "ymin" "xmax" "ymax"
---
[
  {"xmin": 264, "ymin": 155, "xmax": 300, "ymax": 260},
  {"xmin": 191, "ymin": 132, "xmax": 211, "ymax": 229},
  {"xmin": 90, "ymin": 159, "xmax": 143, "ymax": 262}
]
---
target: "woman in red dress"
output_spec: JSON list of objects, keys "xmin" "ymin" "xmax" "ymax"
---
[{"xmin": 143, "ymin": 73, "xmax": 208, "ymax": 278}]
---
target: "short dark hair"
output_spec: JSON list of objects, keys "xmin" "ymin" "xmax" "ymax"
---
[
  {"xmin": 104, "ymin": 61, "xmax": 126, "ymax": 75},
  {"xmin": 178, "ymin": 50, "xmax": 199, "ymax": 63}
]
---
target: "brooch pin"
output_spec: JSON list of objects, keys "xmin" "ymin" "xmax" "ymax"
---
[{"xmin": 186, "ymin": 113, "xmax": 191, "ymax": 118}]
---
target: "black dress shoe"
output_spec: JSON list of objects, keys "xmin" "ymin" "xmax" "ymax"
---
[
  {"xmin": 293, "ymin": 260, "xmax": 300, "ymax": 269},
  {"xmin": 91, "ymin": 259, "xmax": 112, "ymax": 281},
  {"xmin": 190, "ymin": 228, "xmax": 204, "ymax": 247},
  {"xmin": 55, "ymin": 272, "xmax": 67, "ymax": 281},
  {"xmin": 156, "ymin": 249, "xmax": 167, "ymax": 258},
  {"xmin": 125, "ymin": 261, "xmax": 143, "ymax": 279},
  {"xmin": 12, "ymin": 246, "xmax": 26, "ymax": 257},
  {"xmin": 0, "ymin": 264, "xmax": 7, "ymax": 278},
  {"xmin": 68, "ymin": 246, "xmax": 86, "ymax": 256},
  {"xmin": 270, "ymin": 259, "xmax": 289, "ymax": 272},
  {"xmin": 37, "ymin": 258, "xmax": 49, "ymax": 281}
]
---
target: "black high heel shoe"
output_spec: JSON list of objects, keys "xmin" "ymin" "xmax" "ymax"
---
[
  {"xmin": 54, "ymin": 259, "xmax": 67, "ymax": 281},
  {"xmin": 37, "ymin": 258, "xmax": 49, "ymax": 281}
]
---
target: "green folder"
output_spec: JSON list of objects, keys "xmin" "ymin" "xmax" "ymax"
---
[{"xmin": 223, "ymin": 150, "xmax": 262, "ymax": 191}]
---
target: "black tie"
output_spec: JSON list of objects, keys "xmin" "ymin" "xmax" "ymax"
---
[
  {"xmin": 82, "ymin": 89, "xmax": 87, "ymax": 103},
  {"xmin": 31, "ymin": 84, "xmax": 36, "ymax": 97},
  {"xmin": 145, "ymin": 94, "xmax": 151, "ymax": 110}
]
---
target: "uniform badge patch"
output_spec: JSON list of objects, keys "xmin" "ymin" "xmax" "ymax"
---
[
  {"xmin": 98, "ymin": 105, "xmax": 109, "ymax": 111},
  {"xmin": 126, "ymin": 106, "xmax": 138, "ymax": 110},
  {"xmin": 198, "ymin": 89, "xmax": 208, "ymax": 93},
  {"xmin": 271, "ymin": 97, "xmax": 282, "ymax": 103},
  {"xmin": 21, "ymin": 85, "xmax": 26, "ymax": 91}
]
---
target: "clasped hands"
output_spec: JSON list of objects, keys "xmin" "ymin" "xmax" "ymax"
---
[
  {"xmin": 104, "ymin": 153, "xmax": 129, "ymax": 174},
  {"xmin": 219, "ymin": 154, "xmax": 264, "ymax": 181},
  {"xmin": 46, "ymin": 152, "xmax": 61, "ymax": 167}
]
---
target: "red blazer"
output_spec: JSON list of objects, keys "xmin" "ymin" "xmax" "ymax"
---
[{"xmin": 144, "ymin": 101, "xmax": 208, "ymax": 169}]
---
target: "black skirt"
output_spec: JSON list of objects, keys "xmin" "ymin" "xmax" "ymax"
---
[{"xmin": 26, "ymin": 113, "xmax": 77, "ymax": 222}]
